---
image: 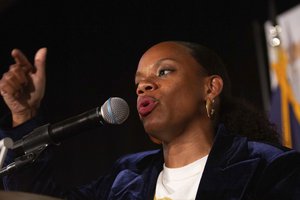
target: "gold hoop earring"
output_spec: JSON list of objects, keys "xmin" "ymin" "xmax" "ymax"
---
[{"xmin": 206, "ymin": 99, "xmax": 215, "ymax": 119}]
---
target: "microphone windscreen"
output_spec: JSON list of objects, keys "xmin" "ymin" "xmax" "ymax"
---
[{"xmin": 101, "ymin": 97, "xmax": 130, "ymax": 124}]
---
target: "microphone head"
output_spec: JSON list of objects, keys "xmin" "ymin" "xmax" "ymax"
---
[{"xmin": 101, "ymin": 97, "xmax": 130, "ymax": 124}]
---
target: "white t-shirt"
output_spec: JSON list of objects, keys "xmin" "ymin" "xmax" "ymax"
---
[{"xmin": 154, "ymin": 155, "xmax": 208, "ymax": 200}]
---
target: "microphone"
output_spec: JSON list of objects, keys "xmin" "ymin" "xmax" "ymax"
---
[{"xmin": 12, "ymin": 97, "xmax": 130, "ymax": 155}]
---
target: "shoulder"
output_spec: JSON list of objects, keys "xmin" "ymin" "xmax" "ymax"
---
[
  {"xmin": 216, "ymin": 124, "xmax": 300, "ymax": 164},
  {"xmin": 247, "ymin": 140, "xmax": 300, "ymax": 164},
  {"xmin": 245, "ymin": 141, "xmax": 300, "ymax": 197},
  {"xmin": 113, "ymin": 149, "xmax": 163, "ymax": 170}
]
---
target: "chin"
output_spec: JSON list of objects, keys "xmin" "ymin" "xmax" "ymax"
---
[
  {"xmin": 147, "ymin": 134, "xmax": 162, "ymax": 144},
  {"xmin": 143, "ymin": 122, "xmax": 168, "ymax": 142},
  {"xmin": 142, "ymin": 118, "xmax": 162, "ymax": 134},
  {"xmin": 143, "ymin": 125, "xmax": 158, "ymax": 136}
]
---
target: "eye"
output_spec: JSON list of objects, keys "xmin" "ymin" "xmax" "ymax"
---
[{"xmin": 158, "ymin": 69, "xmax": 173, "ymax": 77}]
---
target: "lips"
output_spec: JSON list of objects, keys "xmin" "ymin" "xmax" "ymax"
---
[{"xmin": 137, "ymin": 96, "xmax": 158, "ymax": 117}]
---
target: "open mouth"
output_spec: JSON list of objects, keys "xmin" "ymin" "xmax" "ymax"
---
[{"xmin": 137, "ymin": 96, "xmax": 158, "ymax": 117}]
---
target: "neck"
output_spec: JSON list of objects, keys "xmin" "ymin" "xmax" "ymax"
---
[{"xmin": 162, "ymin": 123, "xmax": 214, "ymax": 168}]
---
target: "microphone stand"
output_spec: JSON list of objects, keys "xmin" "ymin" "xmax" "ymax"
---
[
  {"xmin": 0, "ymin": 125, "xmax": 51, "ymax": 178},
  {"xmin": 0, "ymin": 138, "xmax": 13, "ymax": 168},
  {"xmin": 0, "ymin": 144, "xmax": 48, "ymax": 177}
]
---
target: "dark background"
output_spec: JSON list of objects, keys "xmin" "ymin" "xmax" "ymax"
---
[{"xmin": 0, "ymin": 0, "xmax": 299, "ymax": 188}]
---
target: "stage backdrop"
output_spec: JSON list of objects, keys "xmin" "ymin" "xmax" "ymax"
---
[{"xmin": 265, "ymin": 4, "xmax": 300, "ymax": 151}]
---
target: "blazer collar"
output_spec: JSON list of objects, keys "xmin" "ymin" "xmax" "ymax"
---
[
  {"xmin": 109, "ymin": 124, "xmax": 261, "ymax": 200},
  {"xmin": 196, "ymin": 124, "xmax": 260, "ymax": 200}
]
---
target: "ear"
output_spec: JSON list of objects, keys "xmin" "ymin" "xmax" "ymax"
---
[{"xmin": 204, "ymin": 75, "xmax": 223, "ymax": 100}]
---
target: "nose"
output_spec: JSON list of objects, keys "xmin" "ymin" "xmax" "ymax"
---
[{"xmin": 136, "ymin": 80, "xmax": 157, "ymax": 95}]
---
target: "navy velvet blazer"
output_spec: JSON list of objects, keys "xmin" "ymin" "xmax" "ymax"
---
[{"xmin": 1, "ymin": 117, "xmax": 300, "ymax": 200}]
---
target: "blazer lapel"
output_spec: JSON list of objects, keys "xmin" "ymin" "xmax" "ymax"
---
[
  {"xmin": 108, "ymin": 150, "xmax": 163, "ymax": 200},
  {"xmin": 196, "ymin": 125, "xmax": 260, "ymax": 200}
]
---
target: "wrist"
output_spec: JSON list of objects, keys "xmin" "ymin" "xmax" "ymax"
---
[{"xmin": 12, "ymin": 109, "xmax": 37, "ymax": 127}]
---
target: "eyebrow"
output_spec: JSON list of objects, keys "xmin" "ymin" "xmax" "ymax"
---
[{"xmin": 135, "ymin": 57, "xmax": 178, "ymax": 80}]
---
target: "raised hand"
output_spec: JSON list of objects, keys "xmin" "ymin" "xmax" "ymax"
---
[{"xmin": 0, "ymin": 48, "xmax": 47, "ymax": 127}]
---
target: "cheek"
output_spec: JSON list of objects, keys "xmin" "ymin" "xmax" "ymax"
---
[
  {"xmin": 170, "ymin": 81, "xmax": 204, "ymax": 109},
  {"xmin": 163, "ymin": 86, "xmax": 204, "ymax": 120}
]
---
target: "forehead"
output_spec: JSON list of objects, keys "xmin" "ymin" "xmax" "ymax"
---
[{"xmin": 138, "ymin": 42, "xmax": 193, "ymax": 67}]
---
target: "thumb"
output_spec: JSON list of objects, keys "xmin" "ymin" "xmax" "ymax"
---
[{"xmin": 34, "ymin": 47, "xmax": 47, "ymax": 76}]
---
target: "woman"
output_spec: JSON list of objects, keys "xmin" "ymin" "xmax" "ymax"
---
[{"xmin": 0, "ymin": 41, "xmax": 299, "ymax": 199}]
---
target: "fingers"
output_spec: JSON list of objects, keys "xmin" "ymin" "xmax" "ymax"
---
[
  {"xmin": 0, "ymin": 75, "xmax": 19, "ymax": 98},
  {"xmin": 0, "ymin": 65, "xmax": 27, "ymax": 98},
  {"xmin": 11, "ymin": 49, "xmax": 32, "ymax": 72},
  {"xmin": 9, "ymin": 64, "xmax": 28, "ymax": 85},
  {"xmin": 34, "ymin": 48, "xmax": 47, "ymax": 77},
  {"xmin": 0, "ymin": 47, "xmax": 47, "ymax": 98}
]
